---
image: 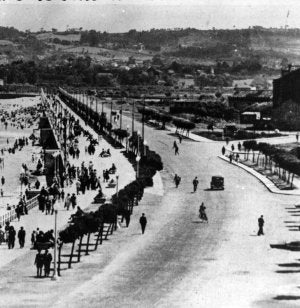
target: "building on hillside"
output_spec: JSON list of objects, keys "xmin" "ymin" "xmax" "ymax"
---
[
  {"xmin": 177, "ymin": 77, "xmax": 195, "ymax": 89},
  {"xmin": 240, "ymin": 111, "xmax": 261, "ymax": 124},
  {"xmin": 228, "ymin": 90, "xmax": 272, "ymax": 111},
  {"xmin": 272, "ymin": 66, "xmax": 300, "ymax": 129},
  {"xmin": 273, "ymin": 67, "xmax": 300, "ymax": 108}
]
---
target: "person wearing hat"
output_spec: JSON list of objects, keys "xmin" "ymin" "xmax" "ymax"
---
[
  {"xmin": 258, "ymin": 215, "xmax": 264, "ymax": 236},
  {"xmin": 139, "ymin": 213, "xmax": 147, "ymax": 234}
]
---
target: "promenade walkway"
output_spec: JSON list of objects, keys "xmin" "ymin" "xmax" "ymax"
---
[{"xmin": 0, "ymin": 96, "xmax": 135, "ymax": 273}]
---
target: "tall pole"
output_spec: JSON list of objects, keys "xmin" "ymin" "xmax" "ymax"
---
[
  {"xmin": 132, "ymin": 100, "xmax": 135, "ymax": 136},
  {"xmin": 52, "ymin": 210, "xmax": 58, "ymax": 281},
  {"xmin": 120, "ymin": 102, "xmax": 123, "ymax": 129},
  {"xmin": 137, "ymin": 131, "xmax": 140, "ymax": 155},
  {"xmin": 110, "ymin": 100, "xmax": 113, "ymax": 124},
  {"xmin": 142, "ymin": 97, "xmax": 145, "ymax": 140},
  {"xmin": 126, "ymin": 125, "xmax": 129, "ymax": 153},
  {"xmin": 116, "ymin": 175, "xmax": 119, "ymax": 197}
]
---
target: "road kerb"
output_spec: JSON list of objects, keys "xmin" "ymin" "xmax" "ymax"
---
[{"xmin": 218, "ymin": 155, "xmax": 300, "ymax": 196}]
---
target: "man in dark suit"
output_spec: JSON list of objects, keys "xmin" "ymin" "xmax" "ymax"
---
[
  {"xmin": 258, "ymin": 215, "xmax": 264, "ymax": 236},
  {"xmin": 139, "ymin": 213, "xmax": 147, "ymax": 234},
  {"xmin": 18, "ymin": 226, "xmax": 26, "ymax": 248}
]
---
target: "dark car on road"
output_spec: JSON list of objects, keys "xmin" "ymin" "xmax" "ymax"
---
[{"xmin": 210, "ymin": 176, "xmax": 224, "ymax": 190}]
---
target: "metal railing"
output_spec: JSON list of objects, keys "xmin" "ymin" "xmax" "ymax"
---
[{"xmin": 0, "ymin": 194, "xmax": 39, "ymax": 227}]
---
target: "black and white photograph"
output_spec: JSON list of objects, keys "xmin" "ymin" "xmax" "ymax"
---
[{"xmin": 1, "ymin": 0, "xmax": 300, "ymax": 307}]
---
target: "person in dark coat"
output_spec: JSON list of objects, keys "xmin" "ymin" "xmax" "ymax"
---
[
  {"xmin": 222, "ymin": 146, "xmax": 226, "ymax": 155},
  {"xmin": 258, "ymin": 215, "xmax": 265, "ymax": 236},
  {"xmin": 44, "ymin": 249, "xmax": 52, "ymax": 277},
  {"xmin": 193, "ymin": 177, "xmax": 199, "ymax": 192},
  {"xmin": 238, "ymin": 142, "xmax": 242, "ymax": 152},
  {"xmin": 70, "ymin": 194, "xmax": 77, "ymax": 209},
  {"xmin": 34, "ymin": 250, "xmax": 44, "ymax": 278},
  {"xmin": 124, "ymin": 210, "xmax": 131, "ymax": 228},
  {"xmin": 8, "ymin": 226, "xmax": 16, "ymax": 249},
  {"xmin": 18, "ymin": 226, "xmax": 26, "ymax": 248},
  {"xmin": 174, "ymin": 174, "xmax": 181, "ymax": 188},
  {"xmin": 35, "ymin": 179, "xmax": 40, "ymax": 190},
  {"xmin": 139, "ymin": 213, "xmax": 147, "ymax": 234}
]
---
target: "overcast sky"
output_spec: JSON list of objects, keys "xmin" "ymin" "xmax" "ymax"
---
[{"xmin": 1, "ymin": 0, "xmax": 300, "ymax": 32}]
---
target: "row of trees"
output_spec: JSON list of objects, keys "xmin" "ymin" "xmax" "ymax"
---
[
  {"xmin": 137, "ymin": 107, "xmax": 172, "ymax": 129},
  {"xmin": 170, "ymin": 101, "xmax": 237, "ymax": 121},
  {"xmin": 57, "ymin": 88, "xmax": 164, "ymax": 274},
  {"xmin": 243, "ymin": 140, "xmax": 300, "ymax": 187},
  {"xmin": 137, "ymin": 107, "xmax": 195, "ymax": 135}
]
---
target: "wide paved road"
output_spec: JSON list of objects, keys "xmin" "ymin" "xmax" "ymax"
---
[{"xmin": 53, "ymin": 111, "xmax": 299, "ymax": 308}]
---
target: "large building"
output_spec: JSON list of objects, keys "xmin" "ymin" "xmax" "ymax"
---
[
  {"xmin": 273, "ymin": 66, "xmax": 300, "ymax": 108},
  {"xmin": 272, "ymin": 66, "xmax": 300, "ymax": 129}
]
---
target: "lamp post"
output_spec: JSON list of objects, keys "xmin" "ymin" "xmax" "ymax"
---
[
  {"xmin": 19, "ymin": 167, "xmax": 25, "ymax": 197},
  {"xmin": 51, "ymin": 209, "xmax": 59, "ymax": 281},
  {"xmin": 107, "ymin": 98, "xmax": 112, "ymax": 124},
  {"xmin": 95, "ymin": 97, "xmax": 98, "ymax": 114},
  {"xmin": 132, "ymin": 99, "xmax": 135, "ymax": 136},
  {"xmin": 137, "ymin": 130, "xmax": 141, "ymax": 155},
  {"xmin": 142, "ymin": 96, "xmax": 145, "ymax": 140},
  {"xmin": 143, "ymin": 140, "xmax": 147, "ymax": 157},
  {"xmin": 120, "ymin": 100, "xmax": 123, "ymax": 129},
  {"xmin": 136, "ymin": 155, "xmax": 140, "ymax": 179},
  {"xmin": 126, "ymin": 125, "xmax": 129, "ymax": 153},
  {"xmin": 116, "ymin": 175, "xmax": 119, "ymax": 197}
]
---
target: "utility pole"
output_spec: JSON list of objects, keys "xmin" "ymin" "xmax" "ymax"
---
[
  {"xmin": 132, "ymin": 100, "xmax": 135, "ymax": 136},
  {"xmin": 51, "ymin": 210, "xmax": 58, "ymax": 281},
  {"xmin": 142, "ymin": 96, "xmax": 145, "ymax": 140},
  {"xmin": 110, "ymin": 99, "xmax": 113, "ymax": 124},
  {"xmin": 120, "ymin": 101, "xmax": 123, "ymax": 129}
]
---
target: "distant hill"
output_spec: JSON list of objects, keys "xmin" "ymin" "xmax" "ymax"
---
[
  {"xmin": 0, "ymin": 26, "xmax": 25, "ymax": 41},
  {"xmin": 35, "ymin": 32, "xmax": 80, "ymax": 42}
]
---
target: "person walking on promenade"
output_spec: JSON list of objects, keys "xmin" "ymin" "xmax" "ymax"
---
[
  {"xmin": 8, "ymin": 226, "xmax": 16, "ymax": 249},
  {"xmin": 139, "ymin": 213, "xmax": 147, "ymax": 234},
  {"xmin": 18, "ymin": 226, "xmax": 26, "ymax": 248},
  {"xmin": 193, "ymin": 176, "xmax": 199, "ymax": 192},
  {"xmin": 64, "ymin": 193, "xmax": 71, "ymax": 210},
  {"xmin": 31, "ymin": 231, "xmax": 36, "ymax": 248},
  {"xmin": 258, "ymin": 215, "xmax": 265, "ymax": 236},
  {"xmin": 45, "ymin": 197, "xmax": 51, "ymax": 215},
  {"xmin": 296, "ymin": 133, "xmax": 299, "ymax": 142},
  {"xmin": 34, "ymin": 250, "xmax": 44, "ymax": 278},
  {"xmin": 124, "ymin": 210, "xmax": 131, "ymax": 228},
  {"xmin": 1, "ymin": 176, "xmax": 5, "ymax": 186},
  {"xmin": 35, "ymin": 179, "xmax": 40, "ymax": 190},
  {"xmin": 178, "ymin": 135, "xmax": 182, "ymax": 144},
  {"xmin": 222, "ymin": 146, "xmax": 225, "ymax": 155},
  {"xmin": 70, "ymin": 193, "xmax": 77, "ymax": 209},
  {"xmin": 173, "ymin": 141, "xmax": 179, "ymax": 155},
  {"xmin": 229, "ymin": 153, "xmax": 233, "ymax": 163},
  {"xmin": 231, "ymin": 144, "xmax": 235, "ymax": 152},
  {"xmin": 174, "ymin": 174, "xmax": 181, "ymax": 188},
  {"xmin": 238, "ymin": 142, "xmax": 242, "ymax": 152},
  {"xmin": 76, "ymin": 180, "xmax": 81, "ymax": 195},
  {"xmin": 44, "ymin": 249, "xmax": 52, "ymax": 277}
]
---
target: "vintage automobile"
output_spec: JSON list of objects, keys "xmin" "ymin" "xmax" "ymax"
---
[{"xmin": 210, "ymin": 176, "xmax": 224, "ymax": 190}]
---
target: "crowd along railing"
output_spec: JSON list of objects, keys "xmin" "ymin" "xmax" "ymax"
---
[{"xmin": 0, "ymin": 193, "xmax": 40, "ymax": 227}]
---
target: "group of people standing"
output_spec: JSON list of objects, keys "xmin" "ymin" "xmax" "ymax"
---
[
  {"xmin": 0, "ymin": 222, "xmax": 26, "ymax": 249},
  {"xmin": 34, "ymin": 249, "xmax": 53, "ymax": 278}
]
